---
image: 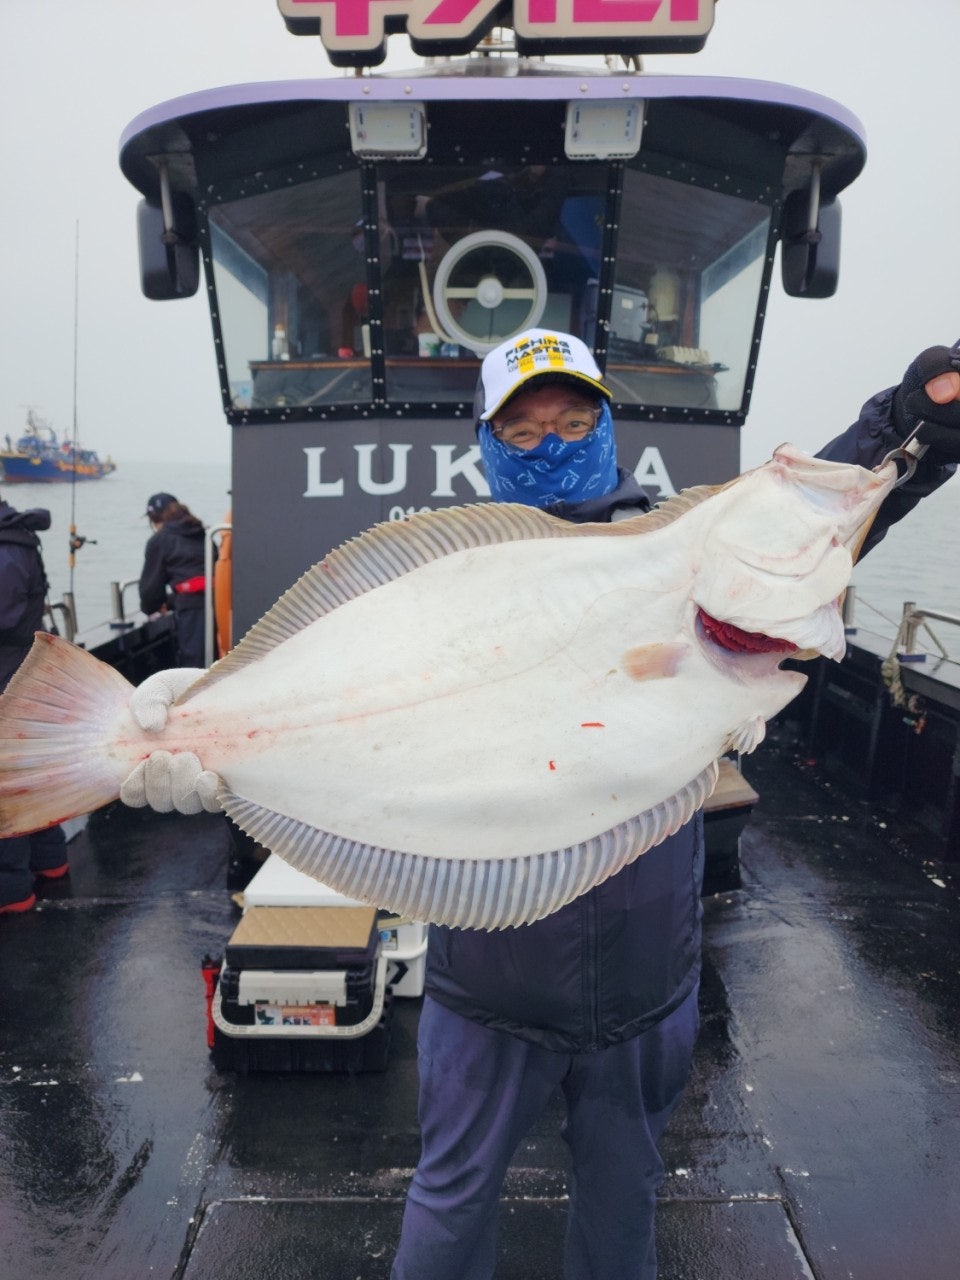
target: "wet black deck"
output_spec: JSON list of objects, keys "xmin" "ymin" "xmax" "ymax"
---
[{"xmin": 2, "ymin": 728, "xmax": 959, "ymax": 1280}]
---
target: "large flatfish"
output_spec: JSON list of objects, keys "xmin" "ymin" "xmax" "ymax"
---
[{"xmin": 0, "ymin": 445, "xmax": 895, "ymax": 929}]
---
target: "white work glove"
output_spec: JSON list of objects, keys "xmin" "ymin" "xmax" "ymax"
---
[
  {"xmin": 120, "ymin": 751, "xmax": 221, "ymax": 814},
  {"xmin": 119, "ymin": 668, "xmax": 223, "ymax": 814},
  {"xmin": 127, "ymin": 667, "xmax": 205, "ymax": 732}
]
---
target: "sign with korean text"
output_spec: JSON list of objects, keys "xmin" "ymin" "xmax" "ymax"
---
[{"xmin": 278, "ymin": 0, "xmax": 715, "ymax": 66}]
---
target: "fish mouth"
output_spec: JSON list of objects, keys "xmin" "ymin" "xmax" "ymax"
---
[{"xmin": 696, "ymin": 608, "xmax": 799, "ymax": 656}]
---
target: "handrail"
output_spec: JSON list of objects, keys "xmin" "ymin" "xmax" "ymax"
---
[
  {"xmin": 841, "ymin": 585, "xmax": 856, "ymax": 632},
  {"xmin": 45, "ymin": 597, "xmax": 77, "ymax": 643},
  {"xmin": 905, "ymin": 606, "xmax": 960, "ymax": 629},
  {"xmin": 898, "ymin": 601, "xmax": 960, "ymax": 661},
  {"xmin": 880, "ymin": 600, "xmax": 960, "ymax": 707},
  {"xmin": 110, "ymin": 578, "xmax": 142, "ymax": 626}
]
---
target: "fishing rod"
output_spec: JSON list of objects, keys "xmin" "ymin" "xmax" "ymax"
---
[{"xmin": 68, "ymin": 221, "xmax": 95, "ymax": 594}]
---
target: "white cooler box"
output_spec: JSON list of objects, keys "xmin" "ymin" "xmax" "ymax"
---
[{"xmin": 243, "ymin": 854, "xmax": 428, "ymax": 998}]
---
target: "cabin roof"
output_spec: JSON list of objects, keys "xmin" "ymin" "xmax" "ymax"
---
[{"xmin": 119, "ymin": 69, "xmax": 866, "ymax": 206}]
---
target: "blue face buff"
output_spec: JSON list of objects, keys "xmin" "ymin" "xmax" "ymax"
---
[{"xmin": 477, "ymin": 400, "xmax": 619, "ymax": 509}]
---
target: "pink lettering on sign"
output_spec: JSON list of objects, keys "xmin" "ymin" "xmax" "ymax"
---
[
  {"xmin": 526, "ymin": 0, "xmax": 700, "ymax": 24},
  {"xmin": 281, "ymin": 0, "xmax": 712, "ymax": 57},
  {"xmin": 289, "ymin": 0, "xmax": 374, "ymax": 39},
  {"xmin": 336, "ymin": 0, "xmax": 373, "ymax": 37},
  {"xmin": 573, "ymin": 0, "xmax": 660, "ymax": 18},
  {"xmin": 422, "ymin": 0, "xmax": 489, "ymax": 23}
]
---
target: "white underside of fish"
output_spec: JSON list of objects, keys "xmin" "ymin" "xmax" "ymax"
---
[
  {"xmin": 163, "ymin": 537, "xmax": 796, "ymax": 855},
  {"xmin": 0, "ymin": 445, "xmax": 898, "ymax": 929}
]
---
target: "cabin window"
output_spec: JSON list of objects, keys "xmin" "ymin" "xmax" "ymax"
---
[
  {"xmin": 208, "ymin": 170, "xmax": 372, "ymax": 412},
  {"xmin": 608, "ymin": 168, "xmax": 771, "ymax": 413},
  {"xmin": 377, "ymin": 162, "xmax": 609, "ymax": 405}
]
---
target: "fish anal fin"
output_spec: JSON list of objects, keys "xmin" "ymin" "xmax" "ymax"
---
[{"xmin": 219, "ymin": 763, "xmax": 717, "ymax": 931}]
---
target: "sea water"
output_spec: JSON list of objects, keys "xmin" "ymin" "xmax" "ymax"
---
[{"xmin": 4, "ymin": 454, "xmax": 960, "ymax": 650}]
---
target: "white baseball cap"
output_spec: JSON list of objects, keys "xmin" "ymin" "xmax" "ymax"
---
[{"xmin": 475, "ymin": 329, "xmax": 611, "ymax": 421}]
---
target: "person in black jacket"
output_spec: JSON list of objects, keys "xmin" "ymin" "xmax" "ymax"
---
[
  {"xmin": 0, "ymin": 495, "xmax": 67, "ymax": 913},
  {"xmin": 139, "ymin": 492, "xmax": 212, "ymax": 668}
]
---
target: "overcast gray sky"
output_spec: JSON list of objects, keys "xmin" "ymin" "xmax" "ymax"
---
[{"xmin": 1, "ymin": 0, "xmax": 958, "ymax": 468}]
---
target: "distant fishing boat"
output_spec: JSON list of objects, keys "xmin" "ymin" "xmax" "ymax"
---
[{"xmin": 0, "ymin": 409, "xmax": 116, "ymax": 483}]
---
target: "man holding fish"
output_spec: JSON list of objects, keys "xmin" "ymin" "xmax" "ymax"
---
[
  {"xmin": 2, "ymin": 329, "xmax": 960, "ymax": 1279},
  {"xmin": 127, "ymin": 330, "xmax": 960, "ymax": 1277},
  {"xmin": 387, "ymin": 332, "xmax": 960, "ymax": 1280}
]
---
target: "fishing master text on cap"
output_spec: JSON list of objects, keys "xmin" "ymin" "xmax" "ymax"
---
[{"xmin": 476, "ymin": 329, "xmax": 613, "ymax": 422}]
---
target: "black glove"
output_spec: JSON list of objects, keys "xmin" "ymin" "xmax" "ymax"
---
[{"xmin": 896, "ymin": 344, "xmax": 960, "ymax": 458}]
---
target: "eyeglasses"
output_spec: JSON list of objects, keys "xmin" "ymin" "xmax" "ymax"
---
[{"xmin": 492, "ymin": 405, "xmax": 600, "ymax": 450}]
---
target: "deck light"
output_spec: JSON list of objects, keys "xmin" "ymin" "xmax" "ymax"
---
[
  {"xmin": 564, "ymin": 101, "xmax": 644, "ymax": 160},
  {"xmin": 348, "ymin": 102, "xmax": 427, "ymax": 159}
]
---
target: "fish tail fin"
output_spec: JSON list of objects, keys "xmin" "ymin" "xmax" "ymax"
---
[{"xmin": 0, "ymin": 633, "xmax": 135, "ymax": 836}]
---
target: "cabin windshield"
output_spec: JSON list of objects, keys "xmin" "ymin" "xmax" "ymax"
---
[
  {"xmin": 207, "ymin": 157, "xmax": 771, "ymax": 421},
  {"xmin": 609, "ymin": 168, "xmax": 770, "ymax": 414},
  {"xmin": 209, "ymin": 169, "xmax": 371, "ymax": 412}
]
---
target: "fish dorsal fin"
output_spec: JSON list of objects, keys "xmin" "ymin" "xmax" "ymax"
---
[
  {"xmin": 638, "ymin": 481, "xmax": 726, "ymax": 530},
  {"xmin": 185, "ymin": 488, "xmax": 722, "ymax": 697}
]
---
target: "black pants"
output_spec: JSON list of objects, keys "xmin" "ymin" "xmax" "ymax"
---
[
  {"xmin": 174, "ymin": 604, "xmax": 206, "ymax": 667},
  {"xmin": 0, "ymin": 826, "xmax": 67, "ymax": 906}
]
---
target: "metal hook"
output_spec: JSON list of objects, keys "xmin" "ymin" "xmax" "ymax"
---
[
  {"xmin": 878, "ymin": 424, "xmax": 928, "ymax": 488},
  {"xmin": 878, "ymin": 446, "xmax": 918, "ymax": 487}
]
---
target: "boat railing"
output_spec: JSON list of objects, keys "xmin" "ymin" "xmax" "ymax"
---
[
  {"xmin": 45, "ymin": 582, "xmax": 139, "ymax": 643},
  {"xmin": 110, "ymin": 579, "xmax": 143, "ymax": 629},
  {"xmin": 45, "ymin": 593, "xmax": 78, "ymax": 644},
  {"xmin": 841, "ymin": 586, "xmax": 857, "ymax": 632},
  {"xmin": 46, "ymin": 558, "xmax": 227, "ymax": 666},
  {"xmin": 844, "ymin": 587, "xmax": 960, "ymax": 659},
  {"xmin": 871, "ymin": 600, "xmax": 960, "ymax": 709},
  {"xmin": 897, "ymin": 602, "xmax": 960, "ymax": 663}
]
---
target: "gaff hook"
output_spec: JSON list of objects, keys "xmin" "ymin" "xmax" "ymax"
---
[{"xmin": 878, "ymin": 426, "xmax": 928, "ymax": 488}]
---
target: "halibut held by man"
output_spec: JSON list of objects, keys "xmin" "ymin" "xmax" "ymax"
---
[{"xmin": 0, "ymin": 445, "xmax": 895, "ymax": 929}]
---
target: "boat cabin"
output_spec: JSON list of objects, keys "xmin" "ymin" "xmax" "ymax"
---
[{"xmin": 119, "ymin": 12, "xmax": 866, "ymax": 641}]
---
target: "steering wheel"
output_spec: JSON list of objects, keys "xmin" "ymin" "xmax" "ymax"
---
[{"xmin": 431, "ymin": 230, "xmax": 548, "ymax": 355}]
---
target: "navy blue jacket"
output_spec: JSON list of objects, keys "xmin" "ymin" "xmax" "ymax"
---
[
  {"xmin": 0, "ymin": 500, "xmax": 51, "ymax": 690},
  {"xmin": 139, "ymin": 518, "xmax": 208, "ymax": 616},
  {"xmin": 424, "ymin": 388, "xmax": 956, "ymax": 1053}
]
